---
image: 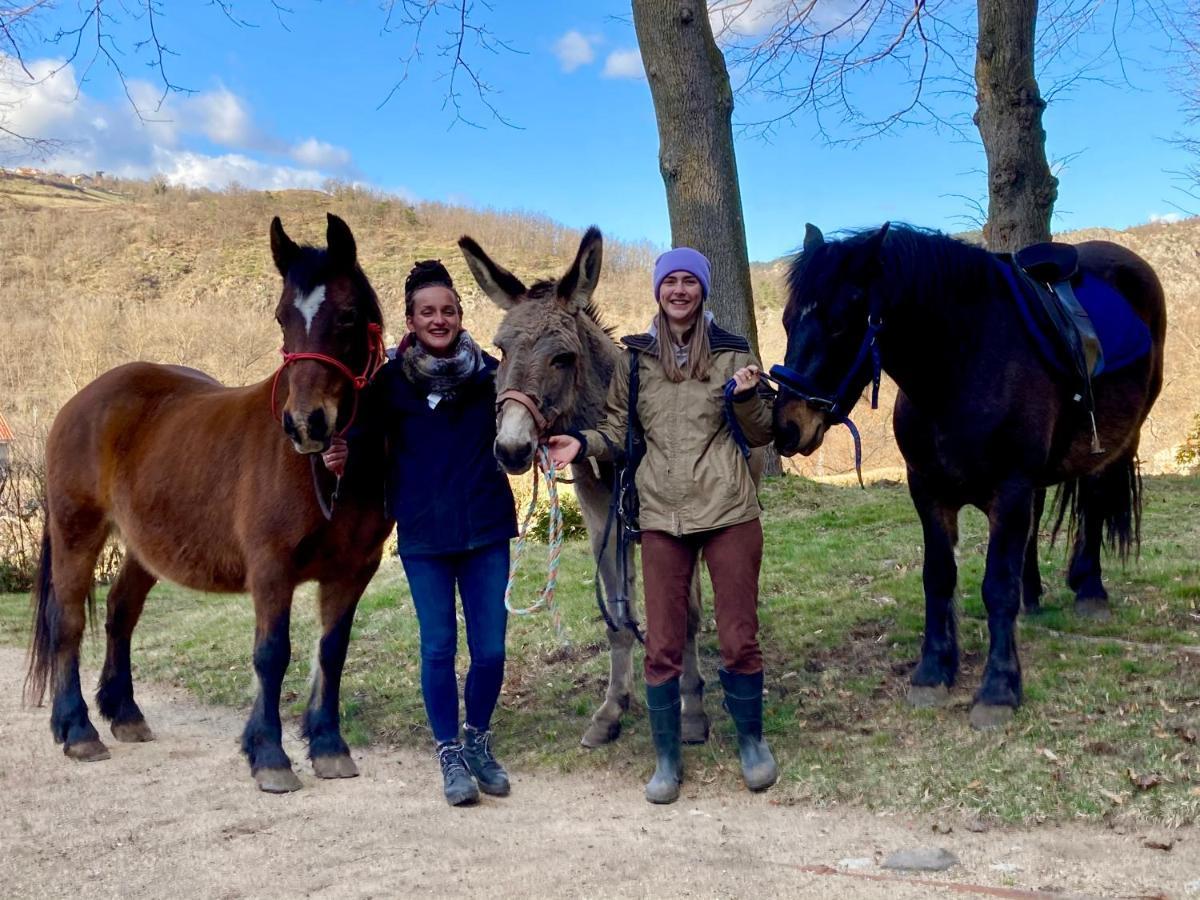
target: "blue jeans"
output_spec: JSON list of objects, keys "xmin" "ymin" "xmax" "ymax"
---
[{"xmin": 401, "ymin": 541, "xmax": 509, "ymax": 744}]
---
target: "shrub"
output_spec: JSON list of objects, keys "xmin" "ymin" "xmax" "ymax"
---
[{"xmin": 1177, "ymin": 414, "xmax": 1200, "ymax": 468}]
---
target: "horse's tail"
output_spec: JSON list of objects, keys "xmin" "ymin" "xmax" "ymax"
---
[
  {"xmin": 25, "ymin": 523, "xmax": 60, "ymax": 706},
  {"xmin": 1050, "ymin": 455, "xmax": 1142, "ymax": 564}
]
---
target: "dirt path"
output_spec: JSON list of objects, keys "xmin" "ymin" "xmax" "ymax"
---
[{"xmin": 1, "ymin": 648, "xmax": 1196, "ymax": 900}]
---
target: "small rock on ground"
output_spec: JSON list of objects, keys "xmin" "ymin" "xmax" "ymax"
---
[{"xmin": 882, "ymin": 847, "xmax": 959, "ymax": 872}]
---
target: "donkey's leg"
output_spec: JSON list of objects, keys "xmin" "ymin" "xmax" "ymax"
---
[
  {"xmin": 908, "ymin": 471, "xmax": 961, "ymax": 708},
  {"xmin": 971, "ymin": 478, "xmax": 1035, "ymax": 730},
  {"xmin": 243, "ymin": 573, "xmax": 301, "ymax": 793},
  {"xmin": 96, "ymin": 554, "xmax": 157, "ymax": 742},
  {"xmin": 1022, "ymin": 488, "xmax": 1046, "ymax": 614},
  {"xmin": 304, "ymin": 560, "xmax": 379, "ymax": 779},
  {"xmin": 48, "ymin": 516, "xmax": 112, "ymax": 762},
  {"xmin": 1067, "ymin": 473, "xmax": 1110, "ymax": 618},
  {"xmin": 680, "ymin": 564, "xmax": 709, "ymax": 744}
]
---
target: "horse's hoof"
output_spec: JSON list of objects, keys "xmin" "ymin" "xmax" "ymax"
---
[
  {"xmin": 111, "ymin": 720, "xmax": 155, "ymax": 743},
  {"xmin": 65, "ymin": 739, "xmax": 111, "ymax": 762},
  {"xmin": 1074, "ymin": 597, "xmax": 1111, "ymax": 620},
  {"xmin": 580, "ymin": 719, "xmax": 621, "ymax": 748},
  {"xmin": 681, "ymin": 714, "xmax": 710, "ymax": 745},
  {"xmin": 312, "ymin": 754, "xmax": 359, "ymax": 779},
  {"xmin": 969, "ymin": 704, "xmax": 1015, "ymax": 731},
  {"xmin": 907, "ymin": 685, "xmax": 950, "ymax": 708},
  {"xmin": 255, "ymin": 767, "xmax": 303, "ymax": 793}
]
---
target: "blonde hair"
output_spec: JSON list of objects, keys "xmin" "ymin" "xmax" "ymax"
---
[{"xmin": 654, "ymin": 307, "xmax": 712, "ymax": 383}]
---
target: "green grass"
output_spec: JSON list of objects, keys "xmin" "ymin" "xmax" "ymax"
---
[{"xmin": 3, "ymin": 474, "xmax": 1198, "ymax": 824}]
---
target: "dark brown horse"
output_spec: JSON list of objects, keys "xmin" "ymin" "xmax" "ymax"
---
[
  {"xmin": 25, "ymin": 214, "xmax": 393, "ymax": 791},
  {"xmin": 772, "ymin": 224, "xmax": 1165, "ymax": 729}
]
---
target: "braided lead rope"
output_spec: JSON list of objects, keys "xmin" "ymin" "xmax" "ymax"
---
[{"xmin": 504, "ymin": 446, "xmax": 566, "ymax": 642}]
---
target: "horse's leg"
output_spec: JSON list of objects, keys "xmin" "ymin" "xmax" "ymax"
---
[
  {"xmin": 1022, "ymin": 488, "xmax": 1046, "ymax": 614},
  {"xmin": 907, "ymin": 471, "xmax": 961, "ymax": 708},
  {"xmin": 96, "ymin": 554, "xmax": 158, "ymax": 742},
  {"xmin": 680, "ymin": 563, "xmax": 709, "ymax": 744},
  {"xmin": 971, "ymin": 478, "xmax": 1035, "ymax": 730},
  {"xmin": 46, "ymin": 515, "xmax": 111, "ymax": 761},
  {"xmin": 243, "ymin": 573, "xmax": 301, "ymax": 793},
  {"xmin": 1067, "ymin": 473, "xmax": 1110, "ymax": 619},
  {"xmin": 304, "ymin": 560, "xmax": 379, "ymax": 779}
]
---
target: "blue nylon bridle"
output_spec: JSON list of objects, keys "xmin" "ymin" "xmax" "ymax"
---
[{"xmin": 764, "ymin": 307, "xmax": 885, "ymax": 488}]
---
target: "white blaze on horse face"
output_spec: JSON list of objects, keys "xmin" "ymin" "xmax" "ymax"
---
[
  {"xmin": 294, "ymin": 285, "xmax": 327, "ymax": 335},
  {"xmin": 795, "ymin": 301, "xmax": 817, "ymax": 321}
]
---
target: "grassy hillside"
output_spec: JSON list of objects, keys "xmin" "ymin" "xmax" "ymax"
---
[{"xmin": 2, "ymin": 172, "xmax": 1199, "ymax": 478}]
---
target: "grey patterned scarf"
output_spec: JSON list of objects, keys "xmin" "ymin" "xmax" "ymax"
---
[{"xmin": 401, "ymin": 329, "xmax": 486, "ymax": 399}]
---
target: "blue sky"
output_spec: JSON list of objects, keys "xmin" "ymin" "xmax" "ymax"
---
[{"xmin": 2, "ymin": 1, "xmax": 1193, "ymax": 260}]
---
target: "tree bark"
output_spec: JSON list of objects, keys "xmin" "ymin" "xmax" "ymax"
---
[
  {"xmin": 974, "ymin": 0, "xmax": 1058, "ymax": 252},
  {"xmin": 632, "ymin": 0, "xmax": 759, "ymax": 351}
]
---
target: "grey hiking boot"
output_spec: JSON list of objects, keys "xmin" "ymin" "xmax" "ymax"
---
[
  {"xmin": 719, "ymin": 668, "xmax": 778, "ymax": 792},
  {"xmin": 644, "ymin": 679, "xmax": 683, "ymax": 804},
  {"xmin": 437, "ymin": 740, "xmax": 480, "ymax": 806},
  {"xmin": 463, "ymin": 724, "xmax": 510, "ymax": 797}
]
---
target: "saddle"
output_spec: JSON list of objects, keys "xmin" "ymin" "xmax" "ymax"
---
[{"xmin": 1009, "ymin": 242, "xmax": 1104, "ymax": 452}]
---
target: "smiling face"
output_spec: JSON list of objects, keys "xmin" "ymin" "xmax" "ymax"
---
[
  {"xmin": 657, "ymin": 270, "xmax": 704, "ymax": 335},
  {"xmin": 406, "ymin": 285, "xmax": 462, "ymax": 356}
]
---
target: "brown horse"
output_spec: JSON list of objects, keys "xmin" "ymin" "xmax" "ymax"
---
[
  {"xmin": 25, "ymin": 214, "xmax": 393, "ymax": 791},
  {"xmin": 772, "ymin": 224, "xmax": 1165, "ymax": 729},
  {"xmin": 457, "ymin": 227, "xmax": 712, "ymax": 747}
]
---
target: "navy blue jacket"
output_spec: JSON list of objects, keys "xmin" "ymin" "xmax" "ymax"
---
[{"xmin": 376, "ymin": 352, "xmax": 517, "ymax": 557}]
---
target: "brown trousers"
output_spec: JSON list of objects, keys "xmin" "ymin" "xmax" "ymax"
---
[{"xmin": 640, "ymin": 517, "xmax": 764, "ymax": 686}]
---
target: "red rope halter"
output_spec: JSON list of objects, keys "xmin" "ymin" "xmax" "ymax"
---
[{"xmin": 270, "ymin": 322, "xmax": 387, "ymax": 436}]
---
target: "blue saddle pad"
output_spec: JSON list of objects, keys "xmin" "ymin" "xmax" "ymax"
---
[{"xmin": 999, "ymin": 260, "xmax": 1152, "ymax": 376}]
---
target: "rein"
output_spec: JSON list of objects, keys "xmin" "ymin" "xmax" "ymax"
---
[
  {"xmin": 270, "ymin": 322, "xmax": 388, "ymax": 521},
  {"xmin": 767, "ymin": 307, "xmax": 884, "ymax": 489},
  {"xmin": 504, "ymin": 446, "xmax": 567, "ymax": 642}
]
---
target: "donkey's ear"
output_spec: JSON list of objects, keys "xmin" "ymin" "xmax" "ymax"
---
[
  {"xmin": 803, "ymin": 223, "xmax": 824, "ymax": 255},
  {"xmin": 557, "ymin": 226, "xmax": 603, "ymax": 314},
  {"xmin": 458, "ymin": 235, "xmax": 527, "ymax": 310},
  {"xmin": 326, "ymin": 213, "xmax": 357, "ymax": 268},
  {"xmin": 270, "ymin": 216, "xmax": 300, "ymax": 277}
]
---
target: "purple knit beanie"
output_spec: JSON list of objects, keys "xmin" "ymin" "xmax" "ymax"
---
[{"xmin": 653, "ymin": 247, "xmax": 711, "ymax": 300}]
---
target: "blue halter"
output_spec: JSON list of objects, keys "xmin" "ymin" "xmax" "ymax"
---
[{"xmin": 766, "ymin": 308, "xmax": 885, "ymax": 488}]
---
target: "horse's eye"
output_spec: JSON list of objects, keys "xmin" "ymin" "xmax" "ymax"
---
[
  {"xmin": 551, "ymin": 352, "xmax": 576, "ymax": 369},
  {"xmin": 335, "ymin": 310, "xmax": 358, "ymax": 330}
]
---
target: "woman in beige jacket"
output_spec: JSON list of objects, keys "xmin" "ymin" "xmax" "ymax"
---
[{"xmin": 546, "ymin": 247, "xmax": 776, "ymax": 804}]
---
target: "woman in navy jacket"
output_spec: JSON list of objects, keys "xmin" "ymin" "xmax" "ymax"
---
[{"xmin": 326, "ymin": 259, "xmax": 516, "ymax": 806}]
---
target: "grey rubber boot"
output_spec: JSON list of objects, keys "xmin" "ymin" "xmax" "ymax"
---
[
  {"xmin": 436, "ymin": 740, "xmax": 480, "ymax": 806},
  {"xmin": 463, "ymin": 724, "xmax": 510, "ymax": 797},
  {"xmin": 644, "ymin": 679, "xmax": 683, "ymax": 804},
  {"xmin": 719, "ymin": 669, "xmax": 778, "ymax": 792}
]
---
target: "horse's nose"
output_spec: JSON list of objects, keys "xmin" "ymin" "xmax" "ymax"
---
[
  {"xmin": 307, "ymin": 408, "xmax": 330, "ymax": 444},
  {"xmin": 773, "ymin": 418, "xmax": 800, "ymax": 456},
  {"xmin": 282, "ymin": 411, "xmax": 302, "ymax": 444},
  {"xmin": 495, "ymin": 438, "xmax": 535, "ymax": 474}
]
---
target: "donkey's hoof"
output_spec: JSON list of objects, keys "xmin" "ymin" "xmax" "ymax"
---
[
  {"xmin": 907, "ymin": 685, "xmax": 950, "ymax": 708},
  {"xmin": 312, "ymin": 754, "xmax": 359, "ymax": 779},
  {"xmin": 255, "ymin": 767, "xmax": 303, "ymax": 793},
  {"xmin": 969, "ymin": 704, "xmax": 1015, "ymax": 731},
  {"xmin": 65, "ymin": 739, "xmax": 111, "ymax": 762},
  {"xmin": 1074, "ymin": 597, "xmax": 1111, "ymax": 620},
  {"xmin": 580, "ymin": 718, "xmax": 621, "ymax": 748},
  {"xmin": 111, "ymin": 720, "xmax": 155, "ymax": 743},
  {"xmin": 681, "ymin": 714, "xmax": 710, "ymax": 745}
]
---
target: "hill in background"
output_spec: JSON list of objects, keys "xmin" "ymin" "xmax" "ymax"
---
[{"xmin": 2, "ymin": 171, "xmax": 1197, "ymax": 476}]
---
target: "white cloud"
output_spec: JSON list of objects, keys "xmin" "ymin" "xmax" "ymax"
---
[
  {"xmin": 554, "ymin": 30, "xmax": 597, "ymax": 73},
  {"xmin": 709, "ymin": 0, "xmax": 783, "ymax": 38},
  {"xmin": 0, "ymin": 53, "xmax": 356, "ymax": 189},
  {"xmin": 290, "ymin": 138, "xmax": 352, "ymax": 169},
  {"xmin": 1149, "ymin": 212, "xmax": 1183, "ymax": 225},
  {"xmin": 602, "ymin": 49, "xmax": 644, "ymax": 80}
]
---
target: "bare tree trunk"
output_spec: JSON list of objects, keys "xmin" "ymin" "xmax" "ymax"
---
[
  {"xmin": 974, "ymin": 0, "xmax": 1057, "ymax": 252},
  {"xmin": 632, "ymin": 0, "xmax": 758, "ymax": 351}
]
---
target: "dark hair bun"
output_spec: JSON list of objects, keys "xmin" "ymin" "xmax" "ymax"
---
[{"xmin": 405, "ymin": 259, "xmax": 454, "ymax": 295}]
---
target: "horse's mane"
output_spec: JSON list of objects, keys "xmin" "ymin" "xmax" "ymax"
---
[{"xmin": 795, "ymin": 224, "xmax": 999, "ymax": 313}]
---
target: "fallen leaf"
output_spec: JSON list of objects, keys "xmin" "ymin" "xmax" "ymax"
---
[
  {"xmin": 1037, "ymin": 747, "xmax": 1061, "ymax": 763},
  {"xmin": 1128, "ymin": 769, "xmax": 1164, "ymax": 791},
  {"xmin": 1143, "ymin": 836, "xmax": 1175, "ymax": 852},
  {"xmin": 1099, "ymin": 789, "xmax": 1126, "ymax": 805}
]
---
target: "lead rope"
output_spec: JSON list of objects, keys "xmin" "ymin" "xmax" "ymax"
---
[{"xmin": 504, "ymin": 445, "xmax": 567, "ymax": 643}]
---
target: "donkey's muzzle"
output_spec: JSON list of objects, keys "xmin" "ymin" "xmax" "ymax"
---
[{"xmin": 494, "ymin": 437, "xmax": 535, "ymax": 475}]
